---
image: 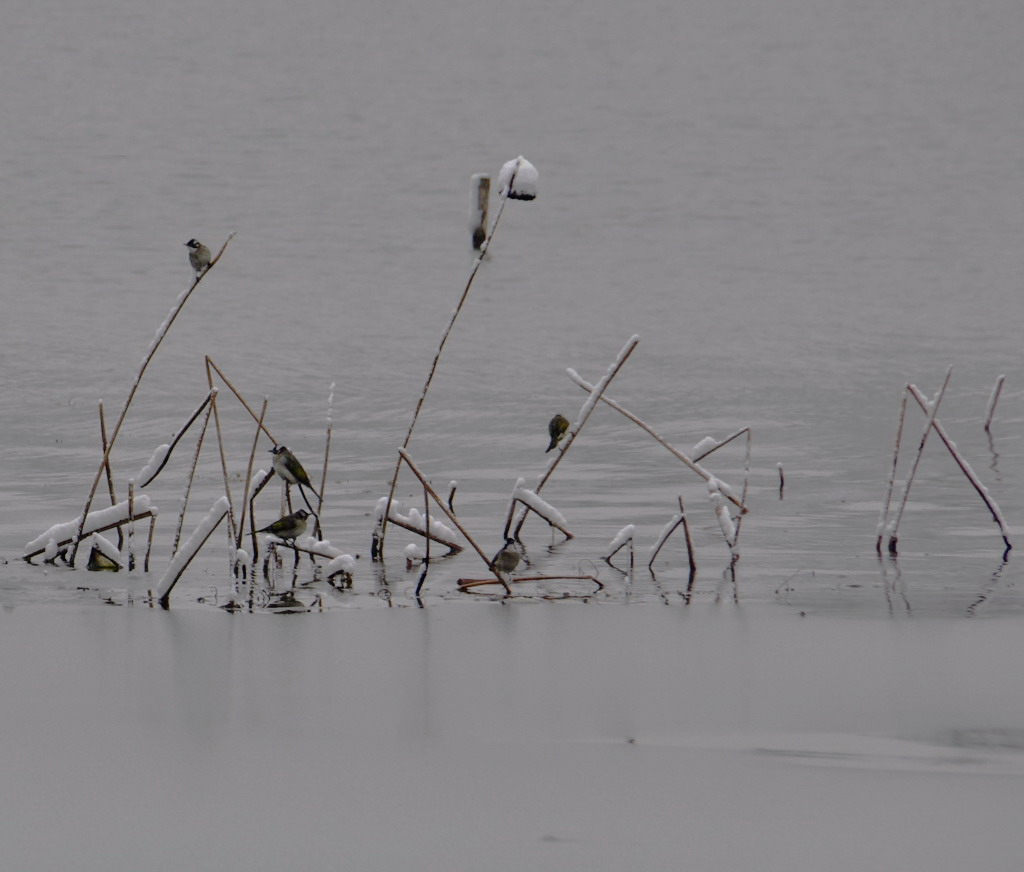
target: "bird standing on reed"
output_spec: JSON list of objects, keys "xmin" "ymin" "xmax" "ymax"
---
[
  {"xmin": 270, "ymin": 445, "xmax": 320, "ymax": 498},
  {"xmin": 185, "ymin": 238, "xmax": 211, "ymax": 277},
  {"xmin": 489, "ymin": 537, "xmax": 521, "ymax": 577},
  {"xmin": 257, "ymin": 509, "xmax": 310, "ymax": 542},
  {"xmin": 546, "ymin": 414, "xmax": 570, "ymax": 453}
]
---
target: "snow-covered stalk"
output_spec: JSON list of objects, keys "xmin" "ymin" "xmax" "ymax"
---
[
  {"xmin": 236, "ymin": 397, "xmax": 269, "ymax": 553},
  {"xmin": 905, "ymin": 382, "xmax": 1012, "ymax": 554},
  {"xmin": 154, "ymin": 496, "xmax": 230, "ymax": 607},
  {"xmin": 67, "ymin": 233, "xmax": 235, "ymax": 567},
  {"xmin": 605, "ymin": 526, "xmax": 636, "ymax": 581},
  {"xmin": 679, "ymin": 495, "xmax": 697, "ymax": 578},
  {"xmin": 398, "ymin": 449, "xmax": 510, "ymax": 592},
  {"xmin": 137, "ymin": 388, "xmax": 217, "ymax": 488},
  {"xmin": 708, "ymin": 478, "xmax": 738, "ymax": 562},
  {"xmin": 205, "ymin": 360, "xmax": 237, "ymax": 546},
  {"xmin": 876, "ymin": 388, "xmax": 909, "ymax": 553},
  {"xmin": 567, "ymin": 370, "xmax": 747, "ymax": 513},
  {"xmin": 375, "ymin": 498, "xmax": 463, "ymax": 553},
  {"xmin": 203, "ymin": 356, "xmax": 277, "ymax": 442},
  {"xmin": 446, "ymin": 481, "xmax": 458, "ymax": 513},
  {"xmin": 887, "ymin": 369, "xmax": 952, "ymax": 553},
  {"xmin": 97, "ymin": 400, "xmax": 123, "ymax": 550},
  {"xmin": 984, "ymin": 374, "xmax": 1006, "ymax": 433},
  {"xmin": 691, "ymin": 427, "xmax": 751, "ymax": 463},
  {"xmin": 732, "ymin": 429, "xmax": 753, "ymax": 543},
  {"xmin": 375, "ymin": 158, "xmax": 536, "ymax": 560},
  {"xmin": 503, "ymin": 478, "xmax": 573, "ymax": 540},
  {"xmin": 24, "ymin": 496, "xmax": 156, "ymax": 562},
  {"xmin": 510, "ymin": 335, "xmax": 640, "ymax": 539},
  {"xmin": 647, "ymin": 495, "xmax": 697, "ymax": 578}
]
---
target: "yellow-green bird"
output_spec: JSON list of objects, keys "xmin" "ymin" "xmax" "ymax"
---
[
  {"xmin": 270, "ymin": 445, "xmax": 320, "ymax": 499},
  {"xmin": 257, "ymin": 508, "xmax": 310, "ymax": 542},
  {"xmin": 546, "ymin": 414, "xmax": 570, "ymax": 452}
]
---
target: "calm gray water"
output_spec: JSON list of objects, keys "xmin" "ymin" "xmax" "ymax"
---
[{"xmin": 3, "ymin": 1, "xmax": 1024, "ymax": 867}]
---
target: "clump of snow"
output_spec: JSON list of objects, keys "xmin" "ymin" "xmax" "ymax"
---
[
  {"xmin": 498, "ymin": 156, "xmax": 538, "ymax": 200},
  {"xmin": 136, "ymin": 444, "xmax": 171, "ymax": 486},
  {"xmin": 708, "ymin": 478, "xmax": 737, "ymax": 549},
  {"xmin": 26, "ymin": 495, "xmax": 156, "ymax": 555},
  {"xmin": 691, "ymin": 436, "xmax": 718, "ymax": 456},
  {"xmin": 513, "ymin": 481, "xmax": 569, "ymax": 530},
  {"xmin": 604, "ymin": 525, "xmax": 635, "ymax": 559},
  {"xmin": 155, "ymin": 496, "xmax": 230, "ymax": 601}
]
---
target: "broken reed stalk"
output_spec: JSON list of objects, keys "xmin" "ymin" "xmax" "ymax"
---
[
  {"xmin": 398, "ymin": 448, "xmax": 510, "ymax": 593},
  {"xmin": 247, "ymin": 471, "xmax": 274, "ymax": 562},
  {"xmin": 138, "ymin": 388, "xmax": 217, "ymax": 488},
  {"xmin": 67, "ymin": 233, "xmax": 236, "ymax": 567},
  {"xmin": 458, "ymin": 574, "xmax": 603, "ymax": 595},
  {"xmin": 731, "ymin": 430, "xmax": 753, "ymax": 543},
  {"xmin": 236, "ymin": 397, "xmax": 269, "ymax": 551},
  {"xmin": 415, "ymin": 483, "xmax": 431, "ymax": 596},
  {"xmin": 318, "ymin": 382, "xmax": 335, "ymax": 518},
  {"xmin": 876, "ymin": 388, "xmax": 909, "ymax": 554},
  {"xmin": 144, "ymin": 515, "xmax": 156, "ymax": 573},
  {"xmin": 647, "ymin": 495, "xmax": 698, "ymax": 579},
  {"xmin": 905, "ymin": 382, "xmax": 1012, "ymax": 554},
  {"xmin": 155, "ymin": 496, "xmax": 230, "ymax": 608},
  {"xmin": 679, "ymin": 495, "xmax": 698, "ymax": 578},
  {"xmin": 886, "ymin": 368, "xmax": 952, "ymax": 553},
  {"xmin": 567, "ymin": 370, "xmax": 747, "ymax": 513},
  {"xmin": 97, "ymin": 400, "xmax": 122, "ymax": 550},
  {"xmin": 205, "ymin": 360, "xmax": 238, "ymax": 545},
  {"xmin": 510, "ymin": 335, "xmax": 640, "ymax": 539},
  {"xmin": 22, "ymin": 511, "xmax": 156, "ymax": 562},
  {"xmin": 173, "ymin": 403, "xmax": 214, "ymax": 556},
  {"xmin": 126, "ymin": 480, "xmax": 136, "ymax": 570},
  {"xmin": 984, "ymin": 374, "xmax": 1005, "ymax": 433},
  {"xmin": 692, "ymin": 428, "xmax": 751, "ymax": 463},
  {"xmin": 203, "ymin": 356, "xmax": 277, "ymax": 442},
  {"xmin": 375, "ymin": 167, "xmax": 524, "ymax": 559},
  {"xmin": 385, "ymin": 513, "xmax": 463, "ymax": 554}
]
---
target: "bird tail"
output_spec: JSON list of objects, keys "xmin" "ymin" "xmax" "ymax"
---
[{"xmin": 545, "ymin": 438, "xmax": 557, "ymax": 452}]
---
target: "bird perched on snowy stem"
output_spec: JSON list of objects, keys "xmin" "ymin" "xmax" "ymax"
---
[
  {"xmin": 546, "ymin": 414, "xmax": 569, "ymax": 452},
  {"xmin": 184, "ymin": 238, "xmax": 211, "ymax": 277},
  {"xmin": 257, "ymin": 509, "xmax": 310, "ymax": 542}
]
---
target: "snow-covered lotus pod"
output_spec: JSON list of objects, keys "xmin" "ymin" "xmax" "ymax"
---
[{"xmin": 498, "ymin": 156, "xmax": 538, "ymax": 200}]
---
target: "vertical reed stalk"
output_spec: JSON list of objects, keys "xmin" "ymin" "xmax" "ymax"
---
[
  {"xmin": 205, "ymin": 359, "xmax": 237, "ymax": 546},
  {"xmin": 97, "ymin": 400, "xmax": 123, "ymax": 550},
  {"xmin": 876, "ymin": 388, "xmax": 908, "ymax": 553},
  {"xmin": 144, "ymin": 516, "xmax": 156, "ymax": 573},
  {"xmin": 375, "ymin": 166, "xmax": 524, "ymax": 560},
  {"xmin": 236, "ymin": 398, "xmax": 269, "ymax": 551},
  {"xmin": 984, "ymin": 374, "xmax": 1005, "ymax": 433},
  {"xmin": 68, "ymin": 233, "xmax": 235, "ymax": 567},
  {"xmin": 173, "ymin": 404, "xmax": 213, "ymax": 556},
  {"xmin": 887, "ymin": 368, "xmax": 952, "ymax": 553}
]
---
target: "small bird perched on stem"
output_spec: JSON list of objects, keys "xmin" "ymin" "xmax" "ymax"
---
[
  {"xmin": 270, "ymin": 445, "xmax": 319, "ymax": 497},
  {"xmin": 257, "ymin": 508, "xmax": 310, "ymax": 542},
  {"xmin": 489, "ymin": 537, "xmax": 521, "ymax": 577},
  {"xmin": 184, "ymin": 238, "xmax": 211, "ymax": 277},
  {"xmin": 546, "ymin": 414, "xmax": 570, "ymax": 453}
]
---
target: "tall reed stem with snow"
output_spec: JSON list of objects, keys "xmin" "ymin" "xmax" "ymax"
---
[{"xmin": 68, "ymin": 233, "xmax": 235, "ymax": 567}]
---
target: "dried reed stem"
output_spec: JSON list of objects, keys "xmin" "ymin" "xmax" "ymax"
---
[
  {"xmin": 144, "ymin": 515, "xmax": 156, "ymax": 573},
  {"xmin": 905, "ymin": 382, "xmax": 1012, "ymax": 554},
  {"xmin": 887, "ymin": 368, "xmax": 952, "ymax": 553},
  {"xmin": 173, "ymin": 403, "xmax": 214, "ymax": 556},
  {"xmin": 97, "ymin": 400, "xmax": 122, "ymax": 550},
  {"xmin": 205, "ymin": 359, "xmax": 237, "ymax": 545},
  {"xmin": 138, "ymin": 388, "xmax": 217, "ymax": 488},
  {"xmin": 68, "ymin": 233, "xmax": 235, "ymax": 567},
  {"xmin": 318, "ymin": 383, "xmax": 335, "ymax": 519},
  {"xmin": 126, "ymin": 480, "xmax": 136, "ymax": 571},
  {"xmin": 236, "ymin": 397, "xmax": 269, "ymax": 550},
  {"xmin": 984, "ymin": 374, "xmax": 1005, "ymax": 433},
  {"xmin": 22, "ymin": 512, "xmax": 155, "ymax": 562},
  {"xmin": 204, "ymin": 356, "xmax": 277, "ymax": 442},
  {"xmin": 375, "ymin": 168, "xmax": 524, "ymax": 559},
  {"xmin": 398, "ymin": 448, "xmax": 510, "ymax": 592},
  {"xmin": 510, "ymin": 335, "xmax": 640, "ymax": 539},
  {"xmin": 876, "ymin": 388, "xmax": 908, "ymax": 553},
  {"xmin": 567, "ymin": 370, "xmax": 747, "ymax": 513},
  {"xmin": 415, "ymin": 483, "xmax": 431, "ymax": 596}
]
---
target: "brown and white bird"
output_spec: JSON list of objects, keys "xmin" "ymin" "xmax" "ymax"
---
[
  {"xmin": 489, "ymin": 537, "xmax": 521, "ymax": 577},
  {"xmin": 270, "ymin": 445, "xmax": 319, "ymax": 499},
  {"xmin": 185, "ymin": 238, "xmax": 211, "ymax": 277}
]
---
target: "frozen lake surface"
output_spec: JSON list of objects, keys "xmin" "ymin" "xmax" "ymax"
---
[{"xmin": 3, "ymin": 0, "xmax": 1024, "ymax": 867}]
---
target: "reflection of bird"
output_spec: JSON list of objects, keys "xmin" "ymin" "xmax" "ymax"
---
[
  {"xmin": 257, "ymin": 509, "xmax": 310, "ymax": 541},
  {"xmin": 489, "ymin": 537, "xmax": 521, "ymax": 576},
  {"xmin": 546, "ymin": 414, "xmax": 570, "ymax": 452},
  {"xmin": 185, "ymin": 238, "xmax": 211, "ymax": 276},
  {"xmin": 270, "ymin": 445, "xmax": 319, "ymax": 498}
]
